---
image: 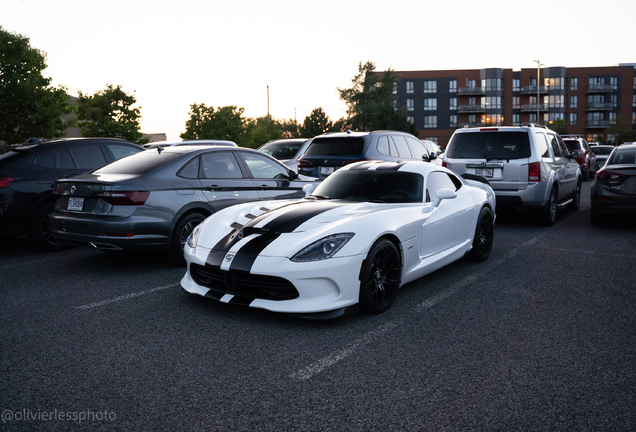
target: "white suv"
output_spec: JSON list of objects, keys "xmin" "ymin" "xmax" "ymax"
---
[{"xmin": 442, "ymin": 124, "xmax": 582, "ymax": 226}]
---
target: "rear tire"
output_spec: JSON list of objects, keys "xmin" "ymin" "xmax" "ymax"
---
[
  {"xmin": 566, "ymin": 180, "xmax": 581, "ymax": 211},
  {"xmin": 169, "ymin": 212, "xmax": 207, "ymax": 263},
  {"xmin": 539, "ymin": 188, "xmax": 557, "ymax": 227},
  {"xmin": 359, "ymin": 239, "xmax": 401, "ymax": 313},
  {"xmin": 467, "ymin": 207, "xmax": 494, "ymax": 262},
  {"xmin": 29, "ymin": 201, "xmax": 69, "ymax": 251}
]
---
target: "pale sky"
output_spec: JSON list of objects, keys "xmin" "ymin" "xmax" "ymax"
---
[{"xmin": 3, "ymin": 0, "xmax": 635, "ymax": 140}]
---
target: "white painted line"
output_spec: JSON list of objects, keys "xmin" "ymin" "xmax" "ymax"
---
[{"xmin": 75, "ymin": 284, "xmax": 178, "ymax": 310}]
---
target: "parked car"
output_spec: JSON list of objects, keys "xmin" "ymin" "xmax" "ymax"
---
[
  {"xmin": 257, "ymin": 138, "xmax": 312, "ymax": 171},
  {"xmin": 297, "ymin": 130, "xmax": 437, "ymax": 179},
  {"xmin": 51, "ymin": 145, "xmax": 321, "ymax": 262},
  {"xmin": 561, "ymin": 135, "xmax": 597, "ymax": 180},
  {"xmin": 143, "ymin": 140, "xmax": 238, "ymax": 149},
  {"xmin": 442, "ymin": 124, "xmax": 582, "ymax": 226},
  {"xmin": 420, "ymin": 139, "xmax": 444, "ymax": 166},
  {"xmin": 590, "ymin": 143, "xmax": 636, "ymax": 225},
  {"xmin": 590, "ymin": 144, "xmax": 615, "ymax": 171},
  {"xmin": 0, "ymin": 137, "xmax": 143, "ymax": 250},
  {"xmin": 181, "ymin": 160, "xmax": 495, "ymax": 318}
]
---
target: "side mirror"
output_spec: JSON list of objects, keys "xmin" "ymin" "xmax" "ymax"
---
[
  {"xmin": 288, "ymin": 170, "xmax": 299, "ymax": 180},
  {"xmin": 429, "ymin": 152, "xmax": 437, "ymax": 160},
  {"xmin": 302, "ymin": 184, "xmax": 315, "ymax": 197},
  {"xmin": 433, "ymin": 188, "xmax": 456, "ymax": 207}
]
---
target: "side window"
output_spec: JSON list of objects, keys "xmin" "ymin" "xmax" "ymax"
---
[
  {"xmin": 535, "ymin": 132, "xmax": 550, "ymax": 158},
  {"xmin": 33, "ymin": 152, "xmax": 55, "ymax": 169},
  {"xmin": 177, "ymin": 155, "xmax": 200, "ymax": 179},
  {"xmin": 109, "ymin": 144, "xmax": 140, "ymax": 160},
  {"xmin": 56, "ymin": 149, "xmax": 75, "ymax": 169},
  {"xmin": 376, "ymin": 136, "xmax": 390, "ymax": 156},
  {"xmin": 391, "ymin": 136, "xmax": 413, "ymax": 158},
  {"xmin": 240, "ymin": 152, "xmax": 288, "ymax": 179},
  {"xmin": 405, "ymin": 137, "xmax": 429, "ymax": 160},
  {"xmin": 425, "ymin": 171, "xmax": 458, "ymax": 203},
  {"xmin": 549, "ymin": 136, "xmax": 561, "ymax": 158},
  {"xmin": 68, "ymin": 145, "xmax": 107, "ymax": 169},
  {"xmin": 201, "ymin": 152, "xmax": 243, "ymax": 179},
  {"xmin": 556, "ymin": 136, "xmax": 570, "ymax": 158}
]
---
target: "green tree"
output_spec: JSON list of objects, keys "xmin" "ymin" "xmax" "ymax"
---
[
  {"xmin": 549, "ymin": 118, "xmax": 568, "ymax": 135},
  {"xmin": 77, "ymin": 84, "xmax": 146, "ymax": 144},
  {"xmin": 0, "ymin": 27, "xmax": 74, "ymax": 143},
  {"xmin": 243, "ymin": 116, "xmax": 283, "ymax": 148},
  {"xmin": 337, "ymin": 60, "xmax": 418, "ymax": 136},
  {"xmin": 301, "ymin": 107, "xmax": 333, "ymax": 137},
  {"xmin": 607, "ymin": 115, "xmax": 635, "ymax": 144},
  {"xmin": 181, "ymin": 104, "xmax": 249, "ymax": 144}
]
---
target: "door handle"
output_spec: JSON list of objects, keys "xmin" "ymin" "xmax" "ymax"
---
[{"xmin": 206, "ymin": 185, "xmax": 221, "ymax": 191}]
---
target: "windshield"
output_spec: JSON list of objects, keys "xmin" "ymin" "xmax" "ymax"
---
[
  {"xmin": 592, "ymin": 146, "xmax": 614, "ymax": 155},
  {"xmin": 259, "ymin": 141, "xmax": 303, "ymax": 159},
  {"xmin": 312, "ymin": 170, "xmax": 423, "ymax": 203},
  {"xmin": 447, "ymin": 131, "xmax": 531, "ymax": 160}
]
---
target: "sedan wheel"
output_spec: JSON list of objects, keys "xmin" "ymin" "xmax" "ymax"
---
[
  {"xmin": 29, "ymin": 201, "xmax": 69, "ymax": 251},
  {"xmin": 359, "ymin": 239, "xmax": 401, "ymax": 313},
  {"xmin": 169, "ymin": 212, "xmax": 207, "ymax": 263},
  {"xmin": 467, "ymin": 207, "xmax": 494, "ymax": 262}
]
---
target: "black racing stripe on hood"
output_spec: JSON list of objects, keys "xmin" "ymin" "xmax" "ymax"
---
[{"xmin": 229, "ymin": 200, "xmax": 347, "ymax": 272}]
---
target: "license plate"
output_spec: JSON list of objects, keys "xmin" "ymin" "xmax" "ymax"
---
[
  {"xmin": 320, "ymin": 167, "xmax": 335, "ymax": 176},
  {"xmin": 67, "ymin": 197, "xmax": 84, "ymax": 211},
  {"xmin": 475, "ymin": 168, "xmax": 494, "ymax": 178}
]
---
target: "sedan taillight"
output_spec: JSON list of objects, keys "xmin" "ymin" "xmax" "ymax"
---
[
  {"xmin": 297, "ymin": 159, "xmax": 313, "ymax": 168},
  {"xmin": 93, "ymin": 191, "xmax": 150, "ymax": 205},
  {"xmin": 528, "ymin": 162, "xmax": 541, "ymax": 182},
  {"xmin": 0, "ymin": 177, "xmax": 14, "ymax": 188},
  {"xmin": 596, "ymin": 171, "xmax": 627, "ymax": 181}
]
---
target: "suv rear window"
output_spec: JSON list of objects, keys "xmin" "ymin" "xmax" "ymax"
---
[
  {"xmin": 304, "ymin": 138, "xmax": 365, "ymax": 157},
  {"xmin": 563, "ymin": 140, "xmax": 582, "ymax": 151},
  {"xmin": 447, "ymin": 132, "xmax": 531, "ymax": 160}
]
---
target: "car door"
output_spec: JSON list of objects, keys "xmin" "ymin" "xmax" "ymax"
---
[
  {"xmin": 197, "ymin": 151, "xmax": 260, "ymax": 210},
  {"xmin": 547, "ymin": 134, "xmax": 572, "ymax": 199},
  {"xmin": 555, "ymin": 135, "xmax": 577, "ymax": 197},
  {"xmin": 419, "ymin": 171, "xmax": 474, "ymax": 259},
  {"xmin": 237, "ymin": 151, "xmax": 306, "ymax": 200}
]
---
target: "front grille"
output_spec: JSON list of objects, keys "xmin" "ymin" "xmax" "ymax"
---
[{"xmin": 190, "ymin": 264, "xmax": 299, "ymax": 301}]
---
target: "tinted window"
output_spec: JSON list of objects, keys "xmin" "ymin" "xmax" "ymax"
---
[
  {"xmin": 69, "ymin": 145, "xmax": 107, "ymax": 169},
  {"xmin": 259, "ymin": 141, "xmax": 303, "ymax": 159},
  {"xmin": 591, "ymin": 146, "xmax": 614, "ymax": 155},
  {"xmin": 178, "ymin": 156, "xmax": 200, "ymax": 179},
  {"xmin": 391, "ymin": 136, "xmax": 413, "ymax": 158},
  {"xmin": 94, "ymin": 151, "xmax": 182, "ymax": 175},
  {"xmin": 550, "ymin": 136, "xmax": 561, "ymax": 158},
  {"xmin": 447, "ymin": 132, "xmax": 531, "ymax": 159},
  {"xmin": 201, "ymin": 152, "xmax": 242, "ymax": 179},
  {"xmin": 304, "ymin": 137, "xmax": 365, "ymax": 156},
  {"xmin": 563, "ymin": 140, "xmax": 581, "ymax": 151},
  {"xmin": 33, "ymin": 152, "xmax": 55, "ymax": 169},
  {"xmin": 109, "ymin": 144, "xmax": 141, "ymax": 160},
  {"xmin": 607, "ymin": 149, "xmax": 636, "ymax": 165},
  {"xmin": 241, "ymin": 152, "xmax": 288, "ymax": 179},
  {"xmin": 312, "ymin": 170, "xmax": 423, "ymax": 203},
  {"xmin": 56, "ymin": 149, "xmax": 75, "ymax": 169},
  {"xmin": 426, "ymin": 171, "xmax": 458, "ymax": 202}
]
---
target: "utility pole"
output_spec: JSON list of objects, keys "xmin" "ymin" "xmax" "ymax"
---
[{"xmin": 534, "ymin": 59, "xmax": 544, "ymax": 124}]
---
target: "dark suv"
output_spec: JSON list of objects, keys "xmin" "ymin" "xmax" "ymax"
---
[
  {"xmin": 561, "ymin": 135, "xmax": 597, "ymax": 180},
  {"xmin": 297, "ymin": 130, "xmax": 435, "ymax": 179},
  {"xmin": 0, "ymin": 138, "xmax": 143, "ymax": 250}
]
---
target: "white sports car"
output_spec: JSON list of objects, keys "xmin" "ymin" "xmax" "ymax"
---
[{"xmin": 181, "ymin": 161, "xmax": 496, "ymax": 318}]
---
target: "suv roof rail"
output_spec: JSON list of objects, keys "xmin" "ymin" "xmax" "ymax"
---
[
  {"xmin": 560, "ymin": 134, "xmax": 584, "ymax": 139},
  {"xmin": 527, "ymin": 123, "xmax": 548, "ymax": 129}
]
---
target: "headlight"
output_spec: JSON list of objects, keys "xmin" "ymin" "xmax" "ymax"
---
[
  {"xmin": 290, "ymin": 233, "xmax": 354, "ymax": 262},
  {"xmin": 186, "ymin": 223, "xmax": 203, "ymax": 248}
]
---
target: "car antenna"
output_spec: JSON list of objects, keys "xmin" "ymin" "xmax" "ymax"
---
[{"xmin": 157, "ymin": 146, "xmax": 163, "ymax": 154}]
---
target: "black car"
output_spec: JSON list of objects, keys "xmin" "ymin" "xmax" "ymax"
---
[
  {"xmin": 51, "ymin": 146, "xmax": 321, "ymax": 262},
  {"xmin": 590, "ymin": 143, "xmax": 636, "ymax": 225},
  {"xmin": 0, "ymin": 138, "xmax": 143, "ymax": 250}
]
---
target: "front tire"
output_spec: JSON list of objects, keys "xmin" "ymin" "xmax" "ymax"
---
[
  {"xmin": 359, "ymin": 239, "xmax": 401, "ymax": 313},
  {"xmin": 467, "ymin": 207, "xmax": 494, "ymax": 262},
  {"xmin": 169, "ymin": 212, "xmax": 207, "ymax": 263},
  {"xmin": 29, "ymin": 201, "xmax": 69, "ymax": 251}
]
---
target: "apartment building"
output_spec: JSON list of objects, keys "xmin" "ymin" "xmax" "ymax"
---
[{"xmin": 394, "ymin": 64, "xmax": 636, "ymax": 147}]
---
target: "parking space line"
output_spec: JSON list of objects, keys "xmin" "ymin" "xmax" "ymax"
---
[
  {"xmin": 290, "ymin": 230, "xmax": 549, "ymax": 381},
  {"xmin": 75, "ymin": 284, "xmax": 178, "ymax": 310}
]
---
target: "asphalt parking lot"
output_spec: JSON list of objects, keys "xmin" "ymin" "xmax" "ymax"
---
[{"xmin": 1, "ymin": 183, "xmax": 635, "ymax": 431}]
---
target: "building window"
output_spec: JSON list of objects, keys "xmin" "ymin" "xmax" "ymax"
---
[
  {"xmin": 449, "ymin": 80, "xmax": 457, "ymax": 93},
  {"xmin": 485, "ymin": 96, "xmax": 501, "ymax": 109},
  {"xmin": 392, "ymin": 83, "xmax": 397, "ymax": 95},
  {"xmin": 484, "ymin": 78, "xmax": 502, "ymax": 91},
  {"xmin": 611, "ymin": 94, "xmax": 617, "ymax": 107},
  {"xmin": 570, "ymin": 113, "xmax": 577, "ymax": 125},
  {"xmin": 633, "ymin": 112, "xmax": 636, "ymax": 124},
  {"xmin": 609, "ymin": 112, "xmax": 617, "ymax": 122},
  {"xmin": 424, "ymin": 116, "xmax": 437, "ymax": 128},
  {"xmin": 513, "ymin": 79, "xmax": 520, "ymax": 92},
  {"xmin": 513, "ymin": 114, "xmax": 520, "ymax": 126},
  {"xmin": 423, "ymin": 80, "xmax": 437, "ymax": 93},
  {"xmin": 407, "ymin": 116, "xmax": 414, "ymax": 124},
  {"xmin": 423, "ymin": 98, "xmax": 437, "ymax": 111},
  {"xmin": 633, "ymin": 95, "xmax": 636, "ymax": 107},
  {"xmin": 549, "ymin": 113, "xmax": 564, "ymax": 122},
  {"xmin": 393, "ymin": 100, "xmax": 397, "ymax": 110},
  {"xmin": 449, "ymin": 115, "xmax": 457, "ymax": 127},
  {"xmin": 571, "ymin": 78, "xmax": 578, "ymax": 90},
  {"xmin": 467, "ymin": 79, "xmax": 476, "ymax": 90},
  {"xmin": 610, "ymin": 77, "xmax": 618, "ymax": 90},
  {"xmin": 607, "ymin": 134, "xmax": 616, "ymax": 144},
  {"xmin": 468, "ymin": 114, "xmax": 476, "ymax": 124},
  {"xmin": 570, "ymin": 95, "xmax": 578, "ymax": 108},
  {"xmin": 406, "ymin": 99, "xmax": 414, "ymax": 111},
  {"xmin": 513, "ymin": 97, "xmax": 520, "ymax": 109},
  {"xmin": 529, "ymin": 113, "xmax": 537, "ymax": 123},
  {"xmin": 449, "ymin": 97, "xmax": 457, "ymax": 110},
  {"xmin": 406, "ymin": 81, "xmax": 414, "ymax": 94},
  {"xmin": 482, "ymin": 114, "xmax": 503, "ymax": 126},
  {"xmin": 547, "ymin": 77, "xmax": 564, "ymax": 90},
  {"xmin": 548, "ymin": 95, "xmax": 564, "ymax": 108}
]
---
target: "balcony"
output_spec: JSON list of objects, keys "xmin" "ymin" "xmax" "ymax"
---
[
  {"xmin": 586, "ymin": 102, "xmax": 615, "ymax": 111},
  {"xmin": 586, "ymin": 120, "xmax": 610, "ymax": 128},
  {"xmin": 457, "ymin": 105, "xmax": 485, "ymax": 114},
  {"xmin": 520, "ymin": 86, "xmax": 549, "ymax": 95},
  {"xmin": 587, "ymin": 84, "xmax": 615, "ymax": 93},
  {"xmin": 520, "ymin": 103, "xmax": 548, "ymax": 112},
  {"xmin": 458, "ymin": 86, "xmax": 485, "ymax": 95}
]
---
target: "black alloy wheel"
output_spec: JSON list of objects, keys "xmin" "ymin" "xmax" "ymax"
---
[
  {"xmin": 170, "ymin": 212, "xmax": 207, "ymax": 263},
  {"xmin": 467, "ymin": 207, "xmax": 494, "ymax": 262},
  {"xmin": 29, "ymin": 201, "xmax": 68, "ymax": 251},
  {"xmin": 359, "ymin": 238, "xmax": 401, "ymax": 313}
]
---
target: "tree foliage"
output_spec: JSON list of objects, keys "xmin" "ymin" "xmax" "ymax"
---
[
  {"xmin": 0, "ymin": 27, "xmax": 74, "ymax": 143},
  {"xmin": 549, "ymin": 118, "xmax": 568, "ymax": 135},
  {"xmin": 77, "ymin": 84, "xmax": 146, "ymax": 144},
  {"xmin": 181, "ymin": 104, "xmax": 251, "ymax": 144},
  {"xmin": 607, "ymin": 115, "xmax": 635, "ymax": 144},
  {"xmin": 338, "ymin": 60, "xmax": 418, "ymax": 136},
  {"xmin": 301, "ymin": 107, "xmax": 334, "ymax": 137}
]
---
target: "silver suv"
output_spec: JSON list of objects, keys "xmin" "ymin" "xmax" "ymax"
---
[{"xmin": 442, "ymin": 124, "xmax": 582, "ymax": 226}]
